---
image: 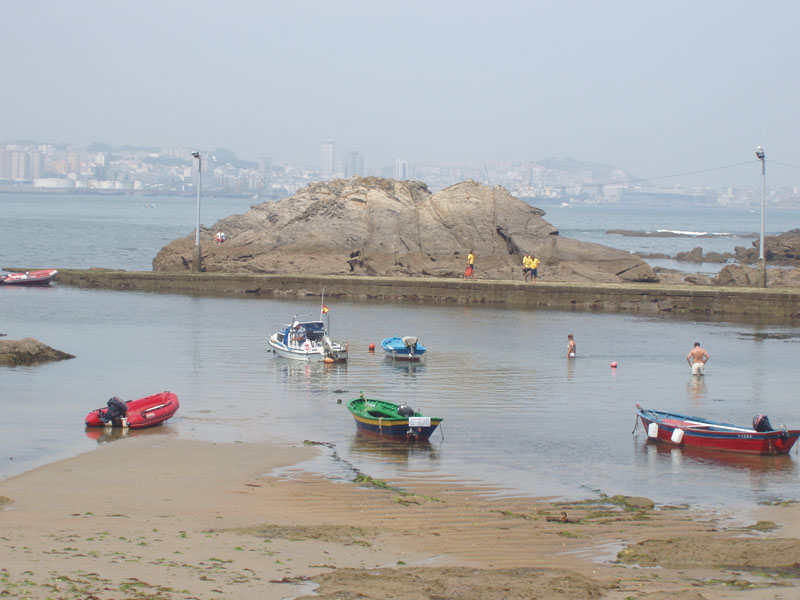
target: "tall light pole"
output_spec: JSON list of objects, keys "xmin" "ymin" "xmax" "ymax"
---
[
  {"xmin": 755, "ymin": 146, "xmax": 766, "ymax": 288},
  {"xmin": 191, "ymin": 151, "xmax": 202, "ymax": 273}
]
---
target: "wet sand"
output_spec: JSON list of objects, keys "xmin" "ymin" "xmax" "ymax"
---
[{"xmin": 2, "ymin": 437, "xmax": 799, "ymax": 599}]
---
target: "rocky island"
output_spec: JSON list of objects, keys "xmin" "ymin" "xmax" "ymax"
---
[
  {"xmin": 154, "ymin": 178, "xmax": 657, "ymax": 284},
  {"xmin": 0, "ymin": 337, "xmax": 75, "ymax": 366}
]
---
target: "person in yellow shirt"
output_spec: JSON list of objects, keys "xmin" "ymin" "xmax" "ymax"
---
[
  {"xmin": 465, "ymin": 250, "xmax": 475, "ymax": 279},
  {"xmin": 522, "ymin": 254, "xmax": 531, "ymax": 282},
  {"xmin": 530, "ymin": 255, "xmax": 540, "ymax": 283}
]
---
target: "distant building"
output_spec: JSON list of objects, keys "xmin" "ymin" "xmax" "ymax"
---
[
  {"xmin": 67, "ymin": 151, "xmax": 80, "ymax": 174},
  {"xmin": 259, "ymin": 155, "xmax": 272, "ymax": 192},
  {"xmin": 29, "ymin": 152, "xmax": 43, "ymax": 179},
  {"xmin": 320, "ymin": 140, "xmax": 334, "ymax": 179},
  {"xmin": 394, "ymin": 159, "xmax": 408, "ymax": 180},
  {"xmin": 344, "ymin": 151, "xmax": 363, "ymax": 178}
]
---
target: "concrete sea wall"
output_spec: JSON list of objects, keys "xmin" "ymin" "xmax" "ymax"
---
[{"xmin": 44, "ymin": 269, "xmax": 800, "ymax": 323}]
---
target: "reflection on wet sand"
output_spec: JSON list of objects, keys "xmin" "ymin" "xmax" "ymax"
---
[{"xmin": 84, "ymin": 424, "xmax": 178, "ymax": 445}]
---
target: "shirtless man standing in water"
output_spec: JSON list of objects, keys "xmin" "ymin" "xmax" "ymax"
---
[{"xmin": 687, "ymin": 342, "xmax": 709, "ymax": 375}]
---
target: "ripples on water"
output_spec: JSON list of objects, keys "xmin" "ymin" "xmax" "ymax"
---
[
  {"xmin": 3, "ymin": 193, "xmax": 800, "ymax": 510},
  {"xmin": 3, "ymin": 286, "xmax": 800, "ymax": 511}
]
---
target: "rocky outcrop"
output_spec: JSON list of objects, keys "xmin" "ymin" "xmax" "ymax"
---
[
  {"xmin": 734, "ymin": 229, "xmax": 800, "ymax": 266},
  {"xmin": 714, "ymin": 264, "xmax": 800, "ymax": 287},
  {"xmin": 674, "ymin": 247, "xmax": 733, "ymax": 263},
  {"xmin": 153, "ymin": 178, "xmax": 657, "ymax": 283},
  {"xmin": 0, "ymin": 338, "xmax": 75, "ymax": 366}
]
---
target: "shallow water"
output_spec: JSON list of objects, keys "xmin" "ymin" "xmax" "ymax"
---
[
  {"xmin": 3, "ymin": 285, "xmax": 800, "ymax": 511},
  {"xmin": 2, "ymin": 192, "xmax": 800, "ymax": 510}
]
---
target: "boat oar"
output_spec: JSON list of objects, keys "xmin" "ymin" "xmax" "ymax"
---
[{"xmin": 681, "ymin": 420, "xmax": 755, "ymax": 433}]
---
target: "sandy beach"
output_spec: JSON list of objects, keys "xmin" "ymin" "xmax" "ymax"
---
[{"xmin": 2, "ymin": 438, "xmax": 800, "ymax": 599}]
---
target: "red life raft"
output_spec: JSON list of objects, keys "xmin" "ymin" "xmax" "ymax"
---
[{"xmin": 85, "ymin": 391, "xmax": 179, "ymax": 429}]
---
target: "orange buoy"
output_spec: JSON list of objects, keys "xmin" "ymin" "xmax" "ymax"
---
[
  {"xmin": 368, "ymin": 343, "xmax": 375, "ymax": 352},
  {"xmin": 324, "ymin": 357, "xmax": 334, "ymax": 364},
  {"xmin": 611, "ymin": 361, "xmax": 618, "ymax": 368}
]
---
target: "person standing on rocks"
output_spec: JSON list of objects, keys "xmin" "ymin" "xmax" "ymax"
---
[{"xmin": 687, "ymin": 342, "xmax": 709, "ymax": 375}]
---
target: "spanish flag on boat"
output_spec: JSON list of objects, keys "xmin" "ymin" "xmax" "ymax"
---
[{"xmin": 322, "ymin": 304, "xmax": 329, "ymax": 314}]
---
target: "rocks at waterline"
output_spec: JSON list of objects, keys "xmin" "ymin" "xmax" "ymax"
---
[{"xmin": 0, "ymin": 338, "xmax": 75, "ymax": 366}]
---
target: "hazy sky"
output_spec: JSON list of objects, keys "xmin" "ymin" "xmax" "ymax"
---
[{"xmin": 3, "ymin": 0, "xmax": 799, "ymax": 187}]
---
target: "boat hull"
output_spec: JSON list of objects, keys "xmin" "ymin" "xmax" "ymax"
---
[
  {"xmin": 268, "ymin": 334, "xmax": 347, "ymax": 362},
  {"xmin": 1, "ymin": 269, "xmax": 58, "ymax": 286},
  {"xmin": 85, "ymin": 391, "xmax": 180, "ymax": 429},
  {"xmin": 381, "ymin": 336, "xmax": 426, "ymax": 361},
  {"xmin": 347, "ymin": 397, "xmax": 442, "ymax": 441},
  {"xmin": 637, "ymin": 404, "xmax": 800, "ymax": 455}
]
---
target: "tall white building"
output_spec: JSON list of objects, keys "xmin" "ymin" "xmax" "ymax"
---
[
  {"xmin": 394, "ymin": 159, "xmax": 408, "ymax": 180},
  {"xmin": 320, "ymin": 140, "xmax": 334, "ymax": 179}
]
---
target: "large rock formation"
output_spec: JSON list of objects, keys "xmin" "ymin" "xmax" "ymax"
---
[{"xmin": 153, "ymin": 178, "xmax": 657, "ymax": 283}]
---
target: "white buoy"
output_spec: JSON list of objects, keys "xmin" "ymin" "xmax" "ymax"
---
[
  {"xmin": 671, "ymin": 428, "xmax": 684, "ymax": 444},
  {"xmin": 647, "ymin": 423, "xmax": 659, "ymax": 438}
]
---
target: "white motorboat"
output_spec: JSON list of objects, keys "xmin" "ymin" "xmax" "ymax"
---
[{"xmin": 268, "ymin": 318, "xmax": 348, "ymax": 362}]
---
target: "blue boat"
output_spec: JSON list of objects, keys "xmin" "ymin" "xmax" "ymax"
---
[{"xmin": 381, "ymin": 335, "xmax": 426, "ymax": 361}]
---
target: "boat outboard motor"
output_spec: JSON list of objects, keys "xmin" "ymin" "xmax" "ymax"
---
[
  {"xmin": 322, "ymin": 335, "xmax": 335, "ymax": 357},
  {"xmin": 398, "ymin": 405, "xmax": 415, "ymax": 417},
  {"xmin": 402, "ymin": 336, "xmax": 418, "ymax": 356},
  {"xmin": 753, "ymin": 414, "xmax": 773, "ymax": 432},
  {"xmin": 101, "ymin": 396, "xmax": 129, "ymax": 424}
]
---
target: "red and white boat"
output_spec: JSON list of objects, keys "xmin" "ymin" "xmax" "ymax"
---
[
  {"xmin": 85, "ymin": 391, "xmax": 180, "ymax": 429},
  {"xmin": 1, "ymin": 269, "xmax": 58, "ymax": 286},
  {"xmin": 636, "ymin": 404, "xmax": 800, "ymax": 455}
]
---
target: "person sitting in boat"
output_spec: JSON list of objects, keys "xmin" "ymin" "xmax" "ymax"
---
[{"xmin": 290, "ymin": 322, "xmax": 307, "ymax": 346}]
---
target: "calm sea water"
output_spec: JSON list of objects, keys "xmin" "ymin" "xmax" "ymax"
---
[
  {"xmin": 2, "ymin": 192, "xmax": 800, "ymax": 511},
  {"xmin": 539, "ymin": 201, "xmax": 800, "ymax": 275}
]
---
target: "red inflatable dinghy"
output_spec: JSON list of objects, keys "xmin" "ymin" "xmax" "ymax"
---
[{"xmin": 85, "ymin": 391, "xmax": 179, "ymax": 429}]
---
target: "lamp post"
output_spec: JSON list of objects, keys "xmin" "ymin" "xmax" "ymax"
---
[
  {"xmin": 191, "ymin": 151, "xmax": 202, "ymax": 273},
  {"xmin": 755, "ymin": 146, "xmax": 766, "ymax": 288}
]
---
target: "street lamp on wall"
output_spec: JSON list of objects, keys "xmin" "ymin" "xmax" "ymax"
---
[
  {"xmin": 755, "ymin": 146, "xmax": 766, "ymax": 288},
  {"xmin": 191, "ymin": 151, "xmax": 202, "ymax": 273}
]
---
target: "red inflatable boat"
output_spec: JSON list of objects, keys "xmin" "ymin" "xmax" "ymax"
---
[
  {"xmin": 85, "ymin": 391, "xmax": 180, "ymax": 429},
  {"xmin": 1, "ymin": 269, "xmax": 58, "ymax": 286}
]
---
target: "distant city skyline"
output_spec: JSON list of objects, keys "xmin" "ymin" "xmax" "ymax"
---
[
  {"xmin": 3, "ymin": 1, "xmax": 799, "ymax": 189},
  {"xmin": 3, "ymin": 137, "xmax": 799, "ymax": 213}
]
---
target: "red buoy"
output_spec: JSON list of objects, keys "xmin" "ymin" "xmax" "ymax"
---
[
  {"xmin": 368, "ymin": 343, "xmax": 375, "ymax": 352},
  {"xmin": 611, "ymin": 361, "xmax": 618, "ymax": 368}
]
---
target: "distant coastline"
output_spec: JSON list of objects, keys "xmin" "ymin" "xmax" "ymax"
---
[{"xmin": 0, "ymin": 186, "xmax": 261, "ymax": 200}]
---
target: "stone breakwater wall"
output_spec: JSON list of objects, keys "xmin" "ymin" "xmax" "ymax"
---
[{"xmin": 43, "ymin": 269, "xmax": 800, "ymax": 322}]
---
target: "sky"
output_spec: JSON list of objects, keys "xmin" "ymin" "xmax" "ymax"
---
[{"xmin": 3, "ymin": 0, "xmax": 799, "ymax": 188}]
